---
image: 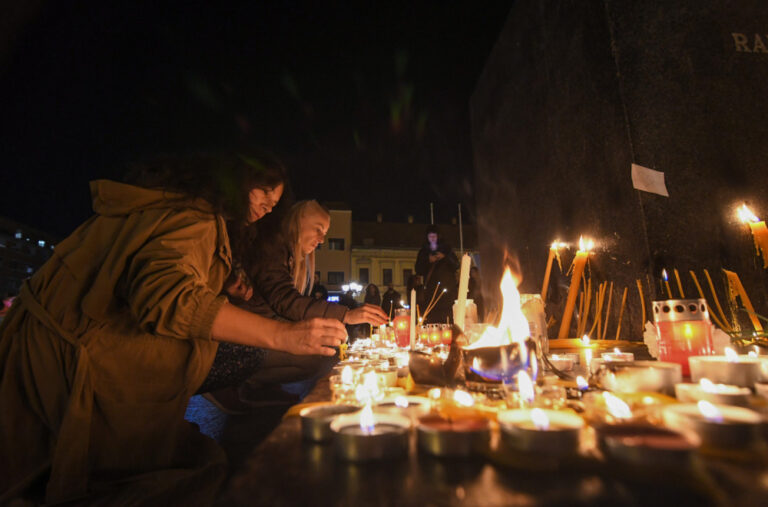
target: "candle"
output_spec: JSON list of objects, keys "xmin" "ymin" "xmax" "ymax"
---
[
  {"xmin": 722, "ymin": 269, "xmax": 763, "ymax": 332},
  {"xmin": 454, "ymin": 254, "xmax": 472, "ymax": 331},
  {"xmin": 300, "ymin": 404, "xmax": 360, "ymax": 442},
  {"xmin": 330, "ymin": 405, "xmax": 411, "ymax": 461},
  {"xmin": 417, "ymin": 414, "xmax": 491, "ymax": 457},
  {"xmin": 440, "ymin": 324, "xmax": 452, "ymax": 345},
  {"xmin": 410, "ymin": 289, "xmax": 417, "ymax": 350},
  {"xmin": 737, "ymin": 203, "xmax": 768, "ymax": 269},
  {"xmin": 548, "ymin": 354, "xmax": 574, "ymax": 372},
  {"xmin": 392, "ymin": 308, "xmax": 410, "ymax": 347},
  {"xmin": 662, "ymin": 401, "xmax": 762, "ymax": 449},
  {"xmin": 541, "ymin": 241, "xmax": 564, "ymax": 302},
  {"xmin": 498, "ymin": 408, "xmax": 584, "ymax": 457},
  {"xmin": 558, "ymin": 237, "xmax": 592, "ymax": 339},
  {"xmin": 594, "ymin": 360, "xmax": 682, "ymax": 396},
  {"xmin": 689, "ymin": 349, "xmax": 762, "ymax": 388},
  {"xmin": 596, "ymin": 423, "xmax": 699, "ymax": 466},
  {"xmin": 653, "ymin": 299, "xmax": 714, "ymax": 376},
  {"xmin": 428, "ymin": 324, "xmax": 442, "ymax": 346},
  {"xmin": 673, "ymin": 268, "xmax": 686, "ymax": 298},
  {"xmin": 601, "ymin": 348, "xmax": 634, "ymax": 362},
  {"xmin": 674, "ymin": 378, "xmax": 752, "ymax": 407},
  {"xmin": 662, "ymin": 269, "xmax": 672, "ymax": 298}
]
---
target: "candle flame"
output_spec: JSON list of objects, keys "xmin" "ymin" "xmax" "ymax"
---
[
  {"xmin": 359, "ymin": 404, "xmax": 375, "ymax": 433},
  {"xmin": 394, "ymin": 396, "xmax": 409, "ymax": 408},
  {"xmin": 341, "ymin": 365, "xmax": 354, "ymax": 384},
  {"xmin": 517, "ymin": 371, "xmax": 535, "ymax": 403},
  {"xmin": 578, "ymin": 236, "xmax": 594, "ymax": 252},
  {"xmin": 662, "ymin": 269, "xmax": 669, "ymax": 281},
  {"xmin": 737, "ymin": 204, "xmax": 760, "ymax": 223},
  {"xmin": 581, "ymin": 335, "xmax": 590, "ymax": 346},
  {"xmin": 724, "ymin": 347, "xmax": 739, "ymax": 363},
  {"xmin": 363, "ymin": 370, "xmax": 380, "ymax": 394},
  {"xmin": 755, "ymin": 345, "xmax": 760, "ymax": 356},
  {"xmin": 576, "ymin": 375, "xmax": 589, "ymax": 390},
  {"xmin": 428, "ymin": 388, "xmax": 442, "ymax": 400},
  {"xmin": 613, "ymin": 347, "xmax": 621, "ymax": 354},
  {"xmin": 699, "ymin": 378, "xmax": 716, "ymax": 392},
  {"xmin": 748, "ymin": 351, "xmax": 758, "ymax": 358},
  {"xmin": 697, "ymin": 400, "xmax": 724, "ymax": 422},
  {"xmin": 603, "ymin": 392, "xmax": 632, "ymax": 419},
  {"xmin": 453, "ymin": 389, "xmax": 475, "ymax": 407},
  {"xmin": 463, "ymin": 267, "xmax": 530, "ymax": 350},
  {"xmin": 530, "ymin": 408, "xmax": 550, "ymax": 430}
]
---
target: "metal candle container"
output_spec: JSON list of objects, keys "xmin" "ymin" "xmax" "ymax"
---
[
  {"xmin": 688, "ymin": 355, "xmax": 762, "ymax": 388},
  {"xmin": 300, "ymin": 404, "xmax": 360, "ymax": 442},
  {"xmin": 653, "ymin": 299, "xmax": 713, "ymax": 376},
  {"xmin": 595, "ymin": 423, "xmax": 700, "ymax": 467},
  {"xmin": 675, "ymin": 382, "xmax": 752, "ymax": 407},
  {"xmin": 330, "ymin": 411, "xmax": 411, "ymax": 462},
  {"xmin": 497, "ymin": 409, "xmax": 583, "ymax": 457},
  {"xmin": 593, "ymin": 360, "xmax": 682, "ymax": 396},
  {"xmin": 662, "ymin": 403, "xmax": 762, "ymax": 448},
  {"xmin": 461, "ymin": 337, "xmax": 537, "ymax": 383},
  {"xmin": 416, "ymin": 414, "xmax": 491, "ymax": 457}
]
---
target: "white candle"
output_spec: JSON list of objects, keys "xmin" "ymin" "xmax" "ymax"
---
[
  {"xmin": 410, "ymin": 288, "xmax": 417, "ymax": 350},
  {"xmin": 454, "ymin": 254, "xmax": 472, "ymax": 331},
  {"xmin": 689, "ymin": 350, "xmax": 762, "ymax": 388}
]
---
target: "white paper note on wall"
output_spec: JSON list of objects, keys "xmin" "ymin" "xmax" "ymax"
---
[{"xmin": 631, "ymin": 163, "xmax": 669, "ymax": 197}]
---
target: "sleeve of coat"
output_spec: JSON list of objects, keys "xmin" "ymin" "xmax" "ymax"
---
[
  {"xmin": 414, "ymin": 247, "xmax": 430, "ymax": 276},
  {"xmin": 123, "ymin": 211, "xmax": 229, "ymax": 341},
  {"xmin": 252, "ymin": 255, "xmax": 348, "ymax": 321}
]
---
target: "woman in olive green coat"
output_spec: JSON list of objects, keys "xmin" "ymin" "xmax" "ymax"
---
[{"xmin": 0, "ymin": 154, "xmax": 347, "ymax": 505}]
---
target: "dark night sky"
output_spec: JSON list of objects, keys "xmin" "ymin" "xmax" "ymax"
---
[{"xmin": 0, "ymin": 1, "xmax": 512, "ymax": 237}]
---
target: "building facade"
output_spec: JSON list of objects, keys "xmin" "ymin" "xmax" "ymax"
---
[{"xmin": 0, "ymin": 216, "xmax": 58, "ymax": 297}]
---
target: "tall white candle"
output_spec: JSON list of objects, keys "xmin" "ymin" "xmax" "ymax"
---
[
  {"xmin": 454, "ymin": 254, "xmax": 472, "ymax": 331},
  {"xmin": 410, "ymin": 289, "xmax": 417, "ymax": 350}
]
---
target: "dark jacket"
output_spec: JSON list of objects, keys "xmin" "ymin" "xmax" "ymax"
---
[
  {"xmin": 415, "ymin": 242, "xmax": 459, "ymax": 293},
  {"xmin": 241, "ymin": 244, "xmax": 347, "ymax": 322}
]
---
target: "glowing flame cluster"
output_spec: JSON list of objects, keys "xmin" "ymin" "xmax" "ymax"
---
[
  {"xmin": 578, "ymin": 236, "xmax": 595, "ymax": 252},
  {"xmin": 737, "ymin": 204, "xmax": 760, "ymax": 224},
  {"xmin": 359, "ymin": 404, "xmax": 375, "ymax": 433},
  {"xmin": 464, "ymin": 268, "xmax": 530, "ymax": 351},
  {"xmin": 697, "ymin": 400, "xmax": 724, "ymax": 422}
]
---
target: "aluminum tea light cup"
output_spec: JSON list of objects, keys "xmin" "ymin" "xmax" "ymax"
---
[
  {"xmin": 497, "ymin": 408, "xmax": 584, "ymax": 458},
  {"xmin": 547, "ymin": 354, "xmax": 575, "ymax": 372},
  {"xmin": 416, "ymin": 414, "xmax": 491, "ymax": 457},
  {"xmin": 601, "ymin": 349, "xmax": 634, "ymax": 362},
  {"xmin": 593, "ymin": 360, "xmax": 682, "ymax": 396},
  {"xmin": 689, "ymin": 352, "xmax": 762, "ymax": 388},
  {"xmin": 330, "ymin": 406, "xmax": 411, "ymax": 462},
  {"xmin": 375, "ymin": 395, "xmax": 431, "ymax": 419},
  {"xmin": 594, "ymin": 422, "xmax": 700, "ymax": 467},
  {"xmin": 300, "ymin": 404, "xmax": 360, "ymax": 442},
  {"xmin": 662, "ymin": 401, "xmax": 763, "ymax": 448},
  {"xmin": 675, "ymin": 379, "xmax": 752, "ymax": 407}
]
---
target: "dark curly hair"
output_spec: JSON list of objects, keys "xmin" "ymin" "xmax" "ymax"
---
[{"xmin": 123, "ymin": 150, "xmax": 288, "ymax": 223}]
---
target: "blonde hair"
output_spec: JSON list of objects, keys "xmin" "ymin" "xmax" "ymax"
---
[{"xmin": 285, "ymin": 200, "xmax": 330, "ymax": 293}]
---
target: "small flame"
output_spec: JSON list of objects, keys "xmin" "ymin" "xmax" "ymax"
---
[
  {"xmin": 576, "ymin": 375, "xmax": 589, "ymax": 390},
  {"xmin": 363, "ymin": 371, "xmax": 380, "ymax": 394},
  {"xmin": 603, "ymin": 392, "xmax": 632, "ymax": 419},
  {"xmin": 359, "ymin": 404, "xmax": 375, "ymax": 433},
  {"xmin": 724, "ymin": 347, "xmax": 739, "ymax": 363},
  {"xmin": 699, "ymin": 378, "xmax": 716, "ymax": 392},
  {"xmin": 428, "ymin": 388, "xmax": 442, "ymax": 400},
  {"xmin": 394, "ymin": 396, "xmax": 409, "ymax": 408},
  {"xmin": 614, "ymin": 347, "xmax": 621, "ymax": 354},
  {"xmin": 551, "ymin": 240, "xmax": 567, "ymax": 250},
  {"xmin": 737, "ymin": 204, "xmax": 760, "ymax": 224},
  {"xmin": 581, "ymin": 335, "xmax": 590, "ymax": 346},
  {"xmin": 530, "ymin": 408, "xmax": 550, "ymax": 430},
  {"xmin": 755, "ymin": 345, "xmax": 760, "ymax": 356},
  {"xmin": 697, "ymin": 400, "xmax": 724, "ymax": 422},
  {"xmin": 341, "ymin": 365, "xmax": 354, "ymax": 384},
  {"xmin": 355, "ymin": 385, "xmax": 369, "ymax": 404},
  {"xmin": 578, "ymin": 236, "xmax": 594, "ymax": 252},
  {"xmin": 662, "ymin": 269, "xmax": 669, "ymax": 281},
  {"xmin": 453, "ymin": 390, "xmax": 475, "ymax": 407},
  {"xmin": 517, "ymin": 371, "xmax": 535, "ymax": 403},
  {"xmin": 748, "ymin": 351, "xmax": 758, "ymax": 358}
]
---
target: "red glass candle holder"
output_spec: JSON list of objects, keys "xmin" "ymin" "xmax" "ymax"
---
[
  {"xmin": 653, "ymin": 299, "xmax": 713, "ymax": 376},
  {"xmin": 441, "ymin": 324, "xmax": 453, "ymax": 345},
  {"xmin": 393, "ymin": 309, "xmax": 411, "ymax": 348}
]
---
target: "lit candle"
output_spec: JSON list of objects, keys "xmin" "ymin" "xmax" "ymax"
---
[
  {"xmin": 674, "ymin": 378, "xmax": 751, "ymax": 407},
  {"xmin": 737, "ymin": 203, "xmax": 768, "ymax": 269},
  {"xmin": 417, "ymin": 414, "xmax": 491, "ymax": 457},
  {"xmin": 689, "ymin": 348, "xmax": 762, "ymax": 388},
  {"xmin": 330, "ymin": 404, "xmax": 411, "ymax": 461},
  {"xmin": 541, "ymin": 241, "xmax": 564, "ymax": 302},
  {"xmin": 558, "ymin": 237, "xmax": 593, "ymax": 339},
  {"xmin": 498, "ymin": 408, "xmax": 584, "ymax": 457},
  {"xmin": 663, "ymin": 401, "xmax": 762, "ymax": 449},
  {"xmin": 409, "ymin": 288, "xmax": 417, "ymax": 350},
  {"xmin": 548, "ymin": 354, "xmax": 574, "ymax": 372},
  {"xmin": 602, "ymin": 348, "xmax": 634, "ymax": 362},
  {"xmin": 722, "ymin": 269, "xmax": 763, "ymax": 332},
  {"xmin": 454, "ymin": 253, "xmax": 472, "ymax": 331},
  {"xmin": 662, "ymin": 269, "xmax": 672, "ymax": 298}
]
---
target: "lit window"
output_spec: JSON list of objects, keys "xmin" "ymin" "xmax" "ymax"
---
[
  {"xmin": 38, "ymin": 240, "xmax": 45, "ymax": 247},
  {"xmin": 14, "ymin": 231, "xmax": 22, "ymax": 239},
  {"xmin": 26, "ymin": 267, "xmax": 34, "ymax": 274}
]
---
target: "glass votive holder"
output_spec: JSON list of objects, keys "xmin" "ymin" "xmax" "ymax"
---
[
  {"xmin": 440, "ymin": 323, "xmax": 453, "ymax": 345},
  {"xmin": 653, "ymin": 299, "xmax": 713, "ymax": 376}
]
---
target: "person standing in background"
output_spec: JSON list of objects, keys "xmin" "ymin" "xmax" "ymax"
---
[{"xmin": 414, "ymin": 225, "xmax": 458, "ymax": 324}]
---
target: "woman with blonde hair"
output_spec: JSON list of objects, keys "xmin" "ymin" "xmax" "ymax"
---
[{"xmin": 203, "ymin": 199, "xmax": 387, "ymax": 412}]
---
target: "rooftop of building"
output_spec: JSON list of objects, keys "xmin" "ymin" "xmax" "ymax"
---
[{"xmin": 351, "ymin": 220, "xmax": 477, "ymax": 250}]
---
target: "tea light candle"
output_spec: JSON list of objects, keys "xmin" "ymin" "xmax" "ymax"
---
[
  {"xmin": 375, "ymin": 366, "xmax": 398, "ymax": 388},
  {"xmin": 375, "ymin": 395, "xmax": 431, "ymax": 418},
  {"xmin": 417, "ymin": 414, "xmax": 491, "ymax": 457},
  {"xmin": 689, "ymin": 349, "xmax": 762, "ymax": 388},
  {"xmin": 497, "ymin": 408, "xmax": 584, "ymax": 457},
  {"xmin": 594, "ymin": 360, "xmax": 682, "ymax": 396},
  {"xmin": 300, "ymin": 404, "xmax": 360, "ymax": 442},
  {"xmin": 548, "ymin": 354, "xmax": 574, "ymax": 372},
  {"xmin": 441, "ymin": 324, "xmax": 453, "ymax": 345},
  {"xmin": 675, "ymin": 379, "xmax": 752, "ymax": 407},
  {"xmin": 602, "ymin": 348, "xmax": 634, "ymax": 362},
  {"xmin": 662, "ymin": 401, "xmax": 762, "ymax": 448},
  {"xmin": 595, "ymin": 423, "xmax": 700, "ymax": 467},
  {"xmin": 330, "ymin": 405, "xmax": 411, "ymax": 461}
]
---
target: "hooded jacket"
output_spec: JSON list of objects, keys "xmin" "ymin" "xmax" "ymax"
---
[{"xmin": 0, "ymin": 180, "xmax": 231, "ymax": 505}]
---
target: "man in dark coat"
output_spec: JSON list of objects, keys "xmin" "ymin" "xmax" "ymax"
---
[
  {"xmin": 381, "ymin": 284, "xmax": 401, "ymax": 321},
  {"xmin": 414, "ymin": 225, "xmax": 459, "ymax": 324}
]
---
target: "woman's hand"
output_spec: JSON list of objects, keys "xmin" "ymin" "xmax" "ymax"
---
[
  {"xmin": 343, "ymin": 304, "xmax": 388, "ymax": 326},
  {"xmin": 278, "ymin": 318, "xmax": 348, "ymax": 356}
]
